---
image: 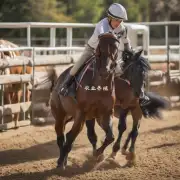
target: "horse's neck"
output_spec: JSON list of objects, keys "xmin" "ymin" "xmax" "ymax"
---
[
  {"xmin": 95, "ymin": 74, "xmax": 113, "ymax": 86},
  {"xmin": 121, "ymin": 60, "xmax": 133, "ymax": 79},
  {"xmin": 87, "ymin": 70, "xmax": 114, "ymax": 92}
]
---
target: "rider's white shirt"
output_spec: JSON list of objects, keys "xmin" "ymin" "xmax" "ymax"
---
[{"xmin": 88, "ymin": 17, "xmax": 131, "ymax": 51}]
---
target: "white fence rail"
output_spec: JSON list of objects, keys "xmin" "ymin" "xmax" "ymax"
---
[
  {"xmin": 0, "ymin": 46, "xmax": 179, "ymax": 130},
  {"xmin": 0, "ymin": 21, "xmax": 179, "ymax": 50},
  {"xmin": 0, "ymin": 46, "xmax": 87, "ymax": 130},
  {"xmin": 0, "ymin": 21, "xmax": 179, "ymax": 66}
]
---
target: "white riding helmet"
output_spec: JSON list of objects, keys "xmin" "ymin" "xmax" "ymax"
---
[{"xmin": 107, "ymin": 3, "xmax": 128, "ymax": 21}]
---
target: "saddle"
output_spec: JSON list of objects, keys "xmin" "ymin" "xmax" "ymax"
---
[{"xmin": 66, "ymin": 55, "xmax": 96, "ymax": 98}]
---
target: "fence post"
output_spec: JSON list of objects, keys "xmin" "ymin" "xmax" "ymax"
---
[
  {"xmin": 166, "ymin": 45, "xmax": 170, "ymax": 84},
  {"xmin": 0, "ymin": 84, "xmax": 5, "ymax": 131},
  {"xmin": 23, "ymin": 57, "xmax": 26, "ymax": 121},
  {"xmin": 146, "ymin": 25, "xmax": 150, "ymax": 91},
  {"xmin": 179, "ymin": 24, "xmax": 180, "ymax": 72},
  {"xmin": 66, "ymin": 27, "xmax": 72, "ymax": 54},
  {"xmin": 31, "ymin": 48, "xmax": 35, "ymax": 123},
  {"xmin": 165, "ymin": 25, "xmax": 170, "ymax": 84},
  {"xmin": 50, "ymin": 27, "xmax": 56, "ymax": 47},
  {"xmin": 27, "ymin": 25, "xmax": 31, "ymax": 47}
]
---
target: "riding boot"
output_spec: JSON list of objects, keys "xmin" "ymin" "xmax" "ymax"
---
[
  {"xmin": 139, "ymin": 87, "xmax": 151, "ymax": 117},
  {"xmin": 59, "ymin": 74, "xmax": 74, "ymax": 96}
]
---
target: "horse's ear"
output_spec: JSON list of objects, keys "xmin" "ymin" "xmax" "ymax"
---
[
  {"xmin": 138, "ymin": 49, "xmax": 143, "ymax": 55},
  {"xmin": 135, "ymin": 49, "xmax": 143, "ymax": 58}
]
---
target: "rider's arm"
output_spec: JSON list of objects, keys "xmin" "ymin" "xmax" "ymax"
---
[
  {"xmin": 97, "ymin": 18, "xmax": 110, "ymax": 35},
  {"xmin": 121, "ymin": 26, "xmax": 132, "ymax": 51}
]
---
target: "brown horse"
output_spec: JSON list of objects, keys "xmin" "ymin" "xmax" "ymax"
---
[
  {"xmin": 50, "ymin": 32, "xmax": 120, "ymax": 169},
  {"xmin": 85, "ymin": 50, "xmax": 170, "ymax": 167},
  {"xmin": 0, "ymin": 39, "xmax": 32, "ymax": 128}
]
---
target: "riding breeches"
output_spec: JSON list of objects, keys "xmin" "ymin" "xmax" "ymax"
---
[
  {"xmin": 115, "ymin": 62, "xmax": 124, "ymax": 77},
  {"xmin": 70, "ymin": 44, "xmax": 94, "ymax": 76}
]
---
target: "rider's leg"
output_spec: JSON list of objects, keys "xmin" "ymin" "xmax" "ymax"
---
[
  {"xmin": 114, "ymin": 60, "xmax": 124, "ymax": 77},
  {"xmin": 59, "ymin": 45, "xmax": 94, "ymax": 96},
  {"xmin": 114, "ymin": 51, "xmax": 125, "ymax": 77},
  {"xmin": 139, "ymin": 85, "xmax": 150, "ymax": 106},
  {"xmin": 132, "ymin": 70, "xmax": 150, "ymax": 117},
  {"xmin": 138, "ymin": 82, "xmax": 150, "ymax": 117}
]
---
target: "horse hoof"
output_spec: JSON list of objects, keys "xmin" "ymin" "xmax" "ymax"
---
[
  {"xmin": 126, "ymin": 153, "xmax": 131, "ymax": 160},
  {"xmin": 121, "ymin": 148, "xmax": 128, "ymax": 155},
  {"xmin": 57, "ymin": 162, "xmax": 66, "ymax": 170},
  {"xmin": 126, "ymin": 160, "xmax": 136, "ymax": 167},
  {"xmin": 57, "ymin": 164, "xmax": 66, "ymax": 170},
  {"xmin": 125, "ymin": 152, "xmax": 135, "ymax": 161},
  {"xmin": 97, "ymin": 154, "xmax": 105, "ymax": 162},
  {"xmin": 109, "ymin": 152, "xmax": 117, "ymax": 159},
  {"xmin": 57, "ymin": 159, "xmax": 66, "ymax": 170}
]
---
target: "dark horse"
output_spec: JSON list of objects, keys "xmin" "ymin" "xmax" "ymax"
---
[
  {"xmin": 50, "ymin": 32, "xmax": 120, "ymax": 169},
  {"xmin": 85, "ymin": 49, "xmax": 170, "ymax": 167}
]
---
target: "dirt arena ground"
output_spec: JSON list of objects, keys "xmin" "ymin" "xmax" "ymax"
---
[{"xmin": 0, "ymin": 110, "xmax": 180, "ymax": 180}]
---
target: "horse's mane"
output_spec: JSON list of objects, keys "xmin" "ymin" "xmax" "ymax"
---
[
  {"xmin": 0, "ymin": 39, "xmax": 18, "ymax": 47},
  {"xmin": 122, "ymin": 50, "xmax": 151, "ymax": 92},
  {"xmin": 98, "ymin": 32, "xmax": 119, "ymax": 43},
  {"xmin": 0, "ymin": 39, "xmax": 20, "ymax": 56}
]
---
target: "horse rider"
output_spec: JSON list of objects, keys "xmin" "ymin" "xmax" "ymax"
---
[{"xmin": 59, "ymin": 3, "xmax": 150, "ymax": 115}]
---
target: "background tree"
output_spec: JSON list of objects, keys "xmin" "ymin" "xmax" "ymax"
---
[
  {"xmin": 149, "ymin": 0, "xmax": 180, "ymax": 39},
  {"xmin": 0, "ymin": 0, "xmax": 73, "ymax": 38},
  {"xmin": 150, "ymin": 0, "xmax": 180, "ymax": 21},
  {"xmin": 0, "ymin": 0, "xmax": 179, "ymax": 45}
]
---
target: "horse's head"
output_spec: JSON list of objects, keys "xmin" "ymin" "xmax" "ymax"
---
[
  {"xmin": 122, "ymin": 49, "xmax": 151, "ymax": 78},
  {"xmin": 121, "ymin": 49, "xmax": 151, "ymax": 98},
  {"xmin": 95, "ymin": 32, "xmax": 120, "ymax": 78},
  {"xmin": 0, "ymin": 44, "xmax": 17, "ymax": 60},
  {"xmin": 122, "ymin": 49, "xmax": 142, "ymax": 66}
]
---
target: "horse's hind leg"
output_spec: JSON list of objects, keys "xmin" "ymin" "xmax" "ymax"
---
[
  {"xmin": 94, "ymin": 114, "xmax": 114, "ymax": 160},
  {"xmin": 51, "ymin": 93, "xmax": 66, "ymax": 169},
  {"xmin": 85, "ymin": 118, "xmax": 97, "ymax": 155},
  {"xmin": 59, "ymin": 110, "xmax": 85, "ymax": 169},
  {"xmin": 126, "ymin": 122, "xmax": 140, "ymax": 167},
  {"xmin": 122, "ymin": 121, "xmax": 140, "ymax": 167},
  {"xmin": 111, "ymin": 108, "xmax": 129, "ymax": 158}
]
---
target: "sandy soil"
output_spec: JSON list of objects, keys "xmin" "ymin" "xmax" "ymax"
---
[{"xmin": 0, "ymin": 110, "xmax": 180, "ymax": 180}]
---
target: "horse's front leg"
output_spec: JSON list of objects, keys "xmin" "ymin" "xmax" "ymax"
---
[
  {"xmin": 126, "ymin": 121, "xmax": 140, "ymax": 167},
  {"xmin": 122, "ymin": 106, "xmax": 142, "ymax": 167},
  {"xmin": 111, "ymin": 108, "xmax": 129, "ymax": 158},
  {"xmin": 59, "ymin": 110, "xmax": 85, "ymax": 169},
  {"xmin": 94, "ymin": 113, "xmax": 114, "ymax": 160},
  {"xmin": 85, "ymin": 118, "xmax": 97, "ymax": 155}
]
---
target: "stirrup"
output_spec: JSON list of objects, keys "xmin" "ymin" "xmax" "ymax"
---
[
  {"xmin": 59, "ymin": 86, "xmax": 68, "ymax": 96},
  {"xmin": 59, "ymin": 75, "xmax": 74, "ymax": 96},
  {"xmin": 139, "ymin": 96, "xmax": 150, "ymax": 106}
]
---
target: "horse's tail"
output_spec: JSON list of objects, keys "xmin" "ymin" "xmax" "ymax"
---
[{"xmin": 144, "ymin": 91, "xmax": 171, "ymax": 119}]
